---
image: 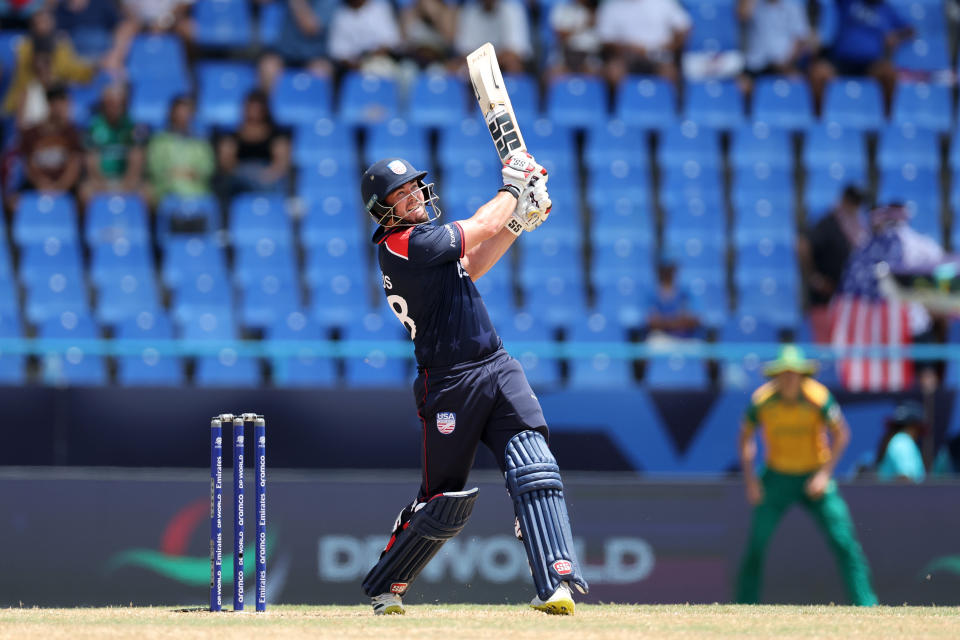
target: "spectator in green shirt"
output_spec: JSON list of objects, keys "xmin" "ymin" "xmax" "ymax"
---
[
  {"xmin": 146, "ymin": 95, "xmax": 214, "ymax": 204},
  {"xmin": 876, "ymin": 401, "xmax": 927, "ymax": 483},
  {"xmin": 80, "ymin": 82, "xmax": 148, "ymax": 204}
]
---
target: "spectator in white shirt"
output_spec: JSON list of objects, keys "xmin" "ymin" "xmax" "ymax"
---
[
  {"xmin": 327, "ymin": 0, "xmax": 402, "ymax": 70},
  {"xmin": 548, "ymin": 0, "xmax": 602, "ymax": 77},
  {"xmin": 596, "ymin": 0, "xmax": 690, "ymax": 85},
  {"xmin": 455, "ymin": 0, "xmax": 533, "ymax": 73},
  {"xmin": 739, "ymin": 0, "xmax": 812, "ymax": 76}
]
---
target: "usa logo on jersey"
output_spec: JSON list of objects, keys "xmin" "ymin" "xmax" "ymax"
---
[{"xmin": 436, "ymin": 412, "xmax": 456, "ymax": 435}]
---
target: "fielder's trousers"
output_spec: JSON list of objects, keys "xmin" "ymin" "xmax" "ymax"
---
[{"xmin": 734, "ymin": 468, "xmax": 878, "ymax": 606}]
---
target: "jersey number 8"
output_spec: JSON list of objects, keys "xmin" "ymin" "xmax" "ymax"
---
[{"xmin": 387, "ymin": 295, "xmax": 416, "ymax": 339}]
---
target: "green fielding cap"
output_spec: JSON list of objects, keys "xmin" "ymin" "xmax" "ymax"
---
[{"xmin": 762, "ymin": 345, "xmax": 818, "ymax": 377}]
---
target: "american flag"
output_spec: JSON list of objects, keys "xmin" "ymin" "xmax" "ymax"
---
[{"xmin": 829, "ymin": 228, "xmax": 913, "ymax": 391}]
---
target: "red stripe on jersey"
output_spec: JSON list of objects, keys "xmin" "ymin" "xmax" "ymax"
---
[
  {"xmin": 454, "ymin": 222, "xmax": 465, "ymax": 259},
  {"xmin": 384, "ymin": 227, "xmax": 414, "ymax": 260}
]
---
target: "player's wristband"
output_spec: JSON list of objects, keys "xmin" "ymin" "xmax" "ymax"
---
[{"xmin": 498, "ymin": 185, "xmax": 521, "ymax": 199}]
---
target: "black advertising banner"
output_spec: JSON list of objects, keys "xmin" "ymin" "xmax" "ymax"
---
[{"xmin": 2, "ymin": 469, "xmax": 958, "ymax": 607}]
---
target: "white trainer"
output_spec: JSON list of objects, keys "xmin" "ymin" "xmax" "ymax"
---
[
  {"xmin": 529, "ymin": 582, "xmax": 575, "ymax": 615},
  {"xmin": 371, "ymin": 592, "xmax": 405, "ymax": 615}
]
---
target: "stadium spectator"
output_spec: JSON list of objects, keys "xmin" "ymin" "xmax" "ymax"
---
[
  {"xmin": 275, "ymin": 0, "xmax": 338, "ymax": 74},
  {"xmin": 736, "ymin": 345, "xmax": 877, "ymax": 606},
  {"xmin": 547, "ymin": 0, "xmax": 602, "ymax": 77},
  {"xmin": 80, "ymin": 82, "xmax": 148, "ymax": 204},
  {"xmin": 256, "ymin": 49, "xmax": 285, "ymax": 94},
  {"xmin": 596, "ymin": 0, "xmax": 690, "ymax": 86},
  {"xmin": 809, "ymin": 0, "xmax": 914, "ymax": 113},
  {"xmin": 875, "ymin": 401, "xmax": 927, "ymax": 483},
  {"xmin": 121, "ymin": 0, "xmax": 195, "ymax": 43},
  {"xmin": 738, "ymin": 0, "xmax": 813, "ymax": 77},
  {"xmin": 12, "ymin": 85, "xmax": 83, "ymax": 205},
  {"xmin": 830, "ymin": 203, "xmax": 944, "ymax": 392},
  {"xmin": 455, "ymin": 0, "xmax": 533, "ymax": 74},
  {"xmin": 1, "ymin": 8, "xmax": 96, "ymax": 126},
  {"xmin": 327, "ymin": 0, "xmax": 403, "ymax": 73},
  {"xmin": 797, "ymin": 185, "xmax": 866, "ymax": 343},
  {"xmin": 400, "ymin": 0, "xmax": 459, "ymax": 69},
  {"xmin": 213, "ymin": 89, "xmax": 292, "ymax": 202},
  {"xmin": 146, "ymin": 95, "xmax": 214, "ymax": 204},
  {"xmin": 645, "ymin": 258, "xmax": 702, "ymax": 339},
  {"xmin": 55, "ymin": 0, "xmax": 137, "ymax": 72}
]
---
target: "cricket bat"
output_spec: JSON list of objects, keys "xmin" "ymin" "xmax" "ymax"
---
[{"xmin": 466, "ymin": 43, "xmax": 526, "ymax": 162}]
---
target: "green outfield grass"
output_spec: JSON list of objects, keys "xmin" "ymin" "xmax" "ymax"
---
[{"xmin": 1, "ymin": 604, "xmax": 958, "ymax": 640}]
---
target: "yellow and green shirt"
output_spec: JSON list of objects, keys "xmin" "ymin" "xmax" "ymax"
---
[{"xmin": 743, "ymin": 378, "xmax": 843, "ymax": 474}]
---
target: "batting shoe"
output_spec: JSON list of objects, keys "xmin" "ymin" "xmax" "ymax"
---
[
  {"xmin": 371, "ymin": 592, "xmax": 405, "ymax": 615},
  {"xmin": 529, "ymin": 582, "xmax": 575, "ymax": 615}
]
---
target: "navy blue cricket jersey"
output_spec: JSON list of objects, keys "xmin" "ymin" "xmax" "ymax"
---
[{"xmin": 373, "ymin": 221, "xmax": 501, "ymax": 368}]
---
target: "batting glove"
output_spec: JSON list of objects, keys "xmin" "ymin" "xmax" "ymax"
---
[
  {"xmin": 505, "ymin": 175, "xmax": 552, "ymax": 236},
  {"xmin": 500, "ymin": 150, "xmax": 547, "ymax": 199}
]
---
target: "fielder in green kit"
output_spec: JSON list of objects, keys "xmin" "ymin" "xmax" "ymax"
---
[{"xmin": 735, "ymin": 345, "xmax": 877, "ymax": 606}]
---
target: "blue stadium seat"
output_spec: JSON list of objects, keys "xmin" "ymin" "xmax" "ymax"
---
[
  {"xmin": 823, "ymin": 78, "xmax": 884, "ymax": 131},
  {"xmin": 802, "ymin": 122, "xmax": 866, "ymax": 171},
  {"xmin": 179, "ymin": 308, "xmax": 235, "ymax": 341},
  {"xmin": 130, "ymin": 75, "xmax": 191, "ymax": 128},
  {"xmin": 663, "ymin": 199, "xmax": 725, "ymax": 247},
  {"xmin": 720, "ymin": 314, "xmax": 779, "ymax": 343},
  {"xmin": 594, "ymin": 275, "xmax": 649, "ymax": 329},
  {"xmin": 195, "ymin": 348, "xmax": 262, "ymax": 387},
  {"xmin": 736, "ymin": 277, "xmax": 800, "ymax": 328},
  {"xmin": 660, "ymin": 164, "xmax": 724, "ymax": 210},
  {"xmin": 502, "ymin": 73, "xmax": 539, "ymax": 125},
  {"xmin": 299, "ymin": 187, "xmax": 363, "ymax": 244},
  {"xmin": 752, "ymin": 77, "xmax": 814, "ymax": 130},
  {"xmin": 657, "ymin": 121, "xmax": 721, "ymax": 168},
  {"xmin": 13, "ymin": 193, "xmax": 78, "ymax": 245},
  {"xmin": 364, "ymin": 118, "xmax": 430, "ymax": 170},
  {"xmin": 38, "ymin": 311, "xmax": 107, "ymax": 386},
  {"xmin": 408, "ymin": 72, "xmax": 467, "ymax": 128},
  {"xmin": 20, "ymin": 238, "xmax": 83, "ymax": 287},
  {"xmin": 342, "ymin": 311, "xmax": 411, "ymax": 387},
  {"xmin": 803, "ymin": 163, "xmax": 867, "ymax": 220},
  {"xmin": 615, "ymin": 75, "xmax": 677, "ymax": 130},
  {"xmin": 196, "ymin": 62, "xmax": 257, "ymax": 129},
  {"xmin": 645, "ymin": 355, "xmax": 709, "ymax": 389},
  {"xmin": 718, "ymin": 315, "xmax": 778, "ymax": 389},
  {"xmin": 126, "ymin": 35, "xmax": 189, "ymax": 80},
  {"xmin": 25, "ymin": 273, "xmax": 89, "ymax": 324},
  {"xmin": 684, "ymin": 0, "xmax": 739, "ymax": 52},
  {"xmin": 878, "ymin": 165, "xmax": 940, "ymax": 213},
  {"xmin": 497, "ymin": 311, "xmax": 560, "ymax": 388},
  {"xmin": 116, "ymin": 311, "xmax": 184, "ymax": 387},
  {"xmin": 520, "ymin": 231, "xmax": 582, "ymax": 282},
  {"xmin": 292, "ymin": 118, "xmax": 356, "ymax": 167},
  {"xmin": 267, "ymin": 310, "xmax": 338, "ymax": 387},
  {"xmin": 592, "ymin": 236, "xmax": 651, "ymax": 281},
  {"xmin": 95, "ymin": 272, "xmax": 161, "ymax": 326},
  {"xmin": 524, "ymin": 118, "xmax": 577, "ymax": 172},
  {"xmin": 566, "ymin": 312, "xmax": 634, "ymax": 389},
  {"xmin": 229, "ymin": 194, "xmax": 294, "ymax": 246},
  {"xmin": 90, "ymin": 239, "xmax": 153, "ymax": 287},
  {"xmin": 155, "ymin": 195, "xmax": 221, "ymax": 243},
  {"xmin": 339, "ymin": 72, "xmax": 399, "ymax": 126},
  {"xmin": 729, "ymin": 121, "xmax": 792, "ymax": 169},
  {"xmin": 162, "ymin": 237, "xmax": 228, "ymax": 288},
  {"xmin": 877, "ymin": 124, "xmax": 940, "ymax": 171},
  {"xmin": 587, "ymin": 160, "xmax": 653, "ymax": 224},
  {"xmin": 683, "ymin": 80, "xmax": 744, "ymax": 130},
  {"xmin": 239, "ymin": 275, "xmax": 302, "ymax": 329},
  {"xmin": 171, "ymin": 270, "xmax": 233, "ymax": 323},
  {"xmin": 270, "ymin": 70, "xmax": 332, "ymax": 127},
  {"xmin": 521, "ymin": 272, "xmax": 588, "ymax": 329},
  {"xmin": 666, "ymin": 237, "xmax": 725, "ymax": 275},
  {"xmin": 891, "ymin": 82, "xmax": 952, "ymax": 131},
  {"xmin": 546, "ymin": 74, "xmax": 608, "ymax": 128},
  {"xmin": 894, "ymin": 36, "xmax": 949, "ymax": 72},
  {"xmin": 442, "ymin": 157, "xmax": 500, "ymax": 199},
  {"xmin": 735, "ymin": 236, "xmax": 798, "ymax": 277},
  {"xmin": 309, "ymin": 270, "xmax": 372, "ymax": 329},
  {"xmin": 234, "ymin": 239, "xmax": 298, "ymax": 287},
  {"xmin": 258, "ymin": 0, "xmax": 285, "ymax": 46},
  {"xmin": 85, "ymin": 194, "xmax": 150, "ymax": 245},
  {"xmin": 584, "ymin": 119, "xmax": 647, "ymax": 170},
  {"xmin": 0, "ymin": 278, "xmax": 19, "ymax": 318},
  {"xmin": 731, "ymin": 162, "xmax": 792, "ymax": 202},
  {"xmin": 194, "ymin": 0, "xmax": 253, "ymax": 48},
  {"xmin": 889, "ymin": 0, "xmax": 945, "ymax": 37},
  {"xmin": 305, "ymin": 234, "xmax": 366, "ymax": 286},
  {"xmin": 0, "ymin": 311, "xmax": 25, "ymax": 384},
  {"xmin": 438, "ymin": 117, "xmax": 489, "ymax": 168}
]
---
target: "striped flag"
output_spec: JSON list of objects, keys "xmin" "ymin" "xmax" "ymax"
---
[{"xmin": 829, "ymin": 227, "xmax": 913, "ymax": 391}]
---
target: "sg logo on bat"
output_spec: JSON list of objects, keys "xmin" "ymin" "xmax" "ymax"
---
[{"xmin": 487, "ymin": 108, "xmax": 522, "ymax": 161}]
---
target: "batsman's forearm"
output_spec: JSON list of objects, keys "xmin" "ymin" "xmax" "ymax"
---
[
  {"xmin": 458, "ymin": 191, "xmax": 518, "ymax": 251},
  {"xmin": 463, "ymin": 227, "xmax": 517, "ymax": 280}
]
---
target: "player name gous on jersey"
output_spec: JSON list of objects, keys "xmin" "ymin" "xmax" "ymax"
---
[{"xmin": 374, "ymin": 222, "xmax": 501, "ymax": 368}]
